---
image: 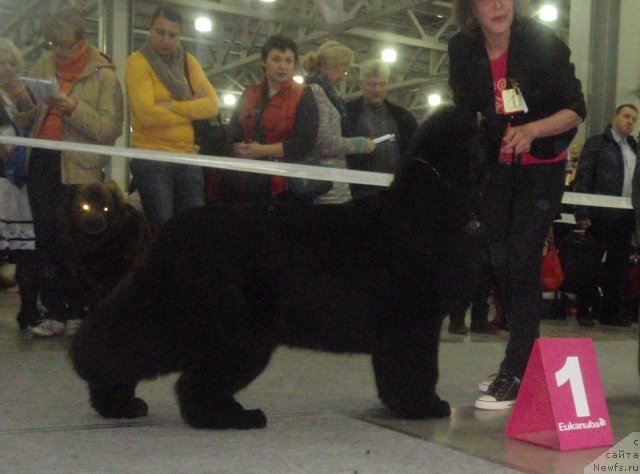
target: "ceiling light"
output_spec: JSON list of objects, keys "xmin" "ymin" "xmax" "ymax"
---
[
  {"xmin": 194, "ymin": 17, "xmax": 212, "ymax": 33},
  {"xmin": 381, "ymin": 48, "xmax": 397, "ymax": 63},
  {"xmin": 428, "ymin": 93, "xmax": 442, "ymax": 107},
  {"xmin": 223, "ymin": 94, "xmax": 237, "ymax": 106},
  {"xmin": 539, "ymin": 5, "xmax": 558, "ymax": 22},
  {"xmin": 293, "ymin": 75, "xmax": 304, "ymax": 84}
]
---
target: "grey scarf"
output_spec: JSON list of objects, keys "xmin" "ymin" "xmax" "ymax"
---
[{"xmin": 139, "ymin": 40, "xmax": 191, "ymax": 100}]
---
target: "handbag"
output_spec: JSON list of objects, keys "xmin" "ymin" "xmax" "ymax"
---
[
  {"xmin": 557, "ymin": 230, "xmax": 602, "ymax": 294},
  {"xmin": 183, "ymin": 54, "xmax": 230, "ymax": 156},
  {"xmin": 287, "ymin": 157, "xmax": 332, "ymax": 201},
  {"xmin": 3, "ymin": 124, "xmax": 29, "ymax": 188},
  {"xmin": 541, "ymin": 238, "xmax": 564, "ymax": 292}
]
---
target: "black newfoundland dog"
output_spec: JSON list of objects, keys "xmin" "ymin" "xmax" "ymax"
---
[{"xmin": 70, "ymin": 106, "xmax": 486, "ymax": 429}]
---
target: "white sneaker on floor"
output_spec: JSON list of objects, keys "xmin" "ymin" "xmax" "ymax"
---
[
  {"xmin": 478, "ymin": 374, "xmax": 498, "ymax": 393},
  {"xmin": 30, "ymin": 319, "xmax": 66, "ymax": 337},
  {"xmin": 65, "ymin": 319, "xmax": 82, "ymax": 337},
  {"xmin": 475, "ymin": 374, "xmax": 521, "ymax": 410},
  {"xmin": 0, "ymin": 262, "xmax": 17, "ymax": 285}
]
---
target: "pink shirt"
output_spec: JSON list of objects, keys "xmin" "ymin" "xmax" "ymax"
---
[{"xmin": 490, "ymin": 49, "xmax": 567, "ymax": 165}]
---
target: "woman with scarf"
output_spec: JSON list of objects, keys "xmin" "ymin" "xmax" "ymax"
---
[
  {"xmin": 8, "ymin": 8, "xmax": 124, "ymax": 337},
  {"xmin": 126, "ymin": 4, "xmax": 219, "ymax": 231},
  {"xmin": 301, "ymin": 41, "xmax": 375, "ymax": 203},
  {"xmin": 229, "ymin": 34, "xmax": 319, "ymax": 202}
]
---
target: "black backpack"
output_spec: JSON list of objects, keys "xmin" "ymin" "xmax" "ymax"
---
[{"xmin": 557, "ymin": 230, "xmax": 603, "ymax": 294}]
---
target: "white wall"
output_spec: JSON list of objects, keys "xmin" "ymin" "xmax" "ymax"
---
[
  {"xmin": 569, "ymin": 0, "xmax": 592, "ymax": 145},
  {"xmin": 616, "ymin": 1, "xmax": 640, "ymax": 111}
]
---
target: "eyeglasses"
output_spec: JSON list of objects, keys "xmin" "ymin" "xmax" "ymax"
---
[{"xmin": 46, "ymin": 39, "xmax": 79, "ymax": 53}]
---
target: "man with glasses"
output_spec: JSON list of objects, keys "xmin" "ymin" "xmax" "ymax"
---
[{"xmin": 345, "ymin": 59, "xmax": 417, "ymax": 199}]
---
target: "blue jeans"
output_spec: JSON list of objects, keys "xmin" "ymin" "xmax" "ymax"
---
[
  {"xmin": 485, "ymin": 160, "xmax": 566, "ymax": 378},
  {"xmin": 130, "ymin": 159, "xmax": 204, "ymax": 232}
]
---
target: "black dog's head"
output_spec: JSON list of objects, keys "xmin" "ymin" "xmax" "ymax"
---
[
  {"xmin": 66, "ymin": 182, "xmax": 126, "ymax": 241},
  {"xmin": 391, "ymin": 106, "xmax": 487, "ymax": 234},
  {"xmin": 404, "ymin": 106, "xmax": 486, "ymax": 190}
]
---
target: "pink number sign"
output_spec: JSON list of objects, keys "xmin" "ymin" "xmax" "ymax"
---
[{"xmin": 505, "ymin": 338, "xmax": 614, "ymax": 451}]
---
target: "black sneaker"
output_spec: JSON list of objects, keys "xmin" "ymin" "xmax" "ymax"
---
[
  {"xmin": 475, "ymin": 374, "xmax": 521, "ymax": 410},
  {"xmin": 448, "ymin": 322, "xmax": 469, "ymax": 335},
  {"xmin": 470, "ymin": 320, "xmax": 500, "ymax": 334}
]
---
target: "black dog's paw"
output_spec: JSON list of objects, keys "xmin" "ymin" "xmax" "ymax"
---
[
  {"xmin": 92, "ymin": 396, "xmax": 149, "ymax": 419},
  {"xmin": 184, "ymin": 407, "xmax": 267, "ymax": 430},
  {"xmin": 429, "ymin": 398, "xmax": 451, "ymax": 418},
  {"xmin": 121, "ymin": 397, "xmax": 149, "ymax": 418},
  {"xmin": 181, "ymin": 399, "xmax": 267, "ymax": 430},
  {"xmin": 383, "ymin": 394, "xmax": 451, "ymax": 419},
  {"xmin": 234, "ymin": 408, "xmax": 267, "ymax": 430},
  {"xmin": 89, "ymin": 383, "xmax": 148, "ymax": 419}
]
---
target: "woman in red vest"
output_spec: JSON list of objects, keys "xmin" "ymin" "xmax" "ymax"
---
[{"xmin": 230, "ymin": 34, "xmax": 319, "ymax": 201}]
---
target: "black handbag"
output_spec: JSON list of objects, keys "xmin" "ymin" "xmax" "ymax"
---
[
  {"xmin": 286, "ymin": 158, "xmax": 332, "ymax": 200},
  {"xmin": 558, "ymin": 230, "xmax": 603, "ymax": 294},
  {"xmin": 184, "ymin": 54, "xmax": 231, "ymax": 156}
]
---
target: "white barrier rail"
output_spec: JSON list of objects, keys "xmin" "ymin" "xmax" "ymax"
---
[{"xmin": 0, "ymin": 135, "xmax": 632, "ymax": 210}]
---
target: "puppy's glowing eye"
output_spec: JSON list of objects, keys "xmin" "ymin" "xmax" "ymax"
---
[
  {"xmin": 82, "ymin": 204, "xmax": 90, "ymax": 211},
  {"xmin": 103, "ymin": 207, "xmax": 109, "ymax": 212}
]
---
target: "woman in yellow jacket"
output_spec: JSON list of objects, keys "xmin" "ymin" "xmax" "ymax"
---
[{"xmin": 126, "ymin": 4, "xmax": 219, "ymax": 232}]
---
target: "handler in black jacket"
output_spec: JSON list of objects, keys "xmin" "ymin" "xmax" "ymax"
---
[
  {"xmin": 448, "ymin": 0, "xmax": 586, "ymax": 410},
  {"xmin": 573, "ymin": 104, "xmax": 639, "ymax": 327}
]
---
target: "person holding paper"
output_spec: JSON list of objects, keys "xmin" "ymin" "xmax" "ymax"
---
[
  {"xmin": 448, "ymin": 0, "xmax": 585, "ymax": 410},
  {"xmin": 345, "ymin": 59, "xmax": 417, "ymax": 199},
  {"xmin": 9, "ymin": 7, "xmax": 124, "ymax": 337},
  {"xmin": 126, "ymin": 4, "xmax": 219, "ymax": 231},
  {"xmin": 301, "ymin": 41, "xmax": 375, "ymax": 203}
]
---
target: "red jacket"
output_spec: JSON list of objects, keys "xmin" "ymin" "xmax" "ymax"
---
[{"xmin": 239, "ymin": 80, "xmax": 306, "ymax": 195}]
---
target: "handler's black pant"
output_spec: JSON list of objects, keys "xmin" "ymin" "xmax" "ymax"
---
[{"xmin": 485, "ymin": 160, "xmax": 566, "ymax": 379}]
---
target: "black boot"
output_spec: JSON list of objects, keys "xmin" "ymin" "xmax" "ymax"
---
[{"xmin": 14, "ymin": 250, "xmax": 42, "ymax": 329}]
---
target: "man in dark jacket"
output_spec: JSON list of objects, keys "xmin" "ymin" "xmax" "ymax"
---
[
  {"xmin": 573, "ymin": 104, "xmax": 639, "ymax": 326},
  {"xmin": 345, "ymin": 59, "xmax": 417, "ymax": 199}
]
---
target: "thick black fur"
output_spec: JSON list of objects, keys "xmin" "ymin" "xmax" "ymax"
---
[
  {"xmin": 70, "ymin": 106, "xmax": 486, "ymax": 429},
  {"xmin": 63, "ymin": 182, "xmax": 152, "ymax": 305}
]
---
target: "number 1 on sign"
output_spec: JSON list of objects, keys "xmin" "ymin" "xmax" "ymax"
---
[{"xmin": 555, "ymin": 356, "xmax": 590, "ymax": 417}]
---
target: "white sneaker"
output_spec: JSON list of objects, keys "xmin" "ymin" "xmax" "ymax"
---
[
  {"xmin": 475, "ymin": 375, "xmax": 521, "ymax": 410},
  {"xmin": 478, "ymin": 374, "xmax": 498, "ymax": 393},
  {"xmin": 0, "ymin": 262, "xmax": 17, "ymax": 285},
  {"xmin": 30, "ymin": 319, "xmax": 66, "ymax": 337},
  {"xmin": 65, "ymin": 319, "xmax": 83, "ymax": 337}
]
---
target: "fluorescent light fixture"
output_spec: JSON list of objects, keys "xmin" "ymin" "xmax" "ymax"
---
[
  {"xmin": 260, "ymin": 0, "xmax": 276, "ymax": 3},
  {"xmin": 194, "ymin": 17, "xmax": 212, "ymax": 33},
  {"xmin": 293, "ymin": 75, "xmax": 304, "ymax": 84},
  {"xmin": 223, "ymin": 94, "xmax": 237, "ymax": 106},
  {"xmin": 539, "ymin": 5, "xmax": 558, "ymax": 22},
  {"xmin": 381, "ymin": 48, "xmax": 397, "ymax": 63},
  {"xmin": 428, "ymin": 93, "xmax": 442, "ymax": 106}
]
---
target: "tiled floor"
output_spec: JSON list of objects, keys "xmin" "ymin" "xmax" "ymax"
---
[{"xmin": 0, "ymin": 285, "xmax": 638, "ymax": 473}]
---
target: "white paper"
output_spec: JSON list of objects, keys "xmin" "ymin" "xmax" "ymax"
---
[
  {"xmin": 20, "ymin": 76, "xmax": 59, "ymax": 103},
  {"xmin": 373, "ymin": 133, "xmax": 395, "ymax": 144}
]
